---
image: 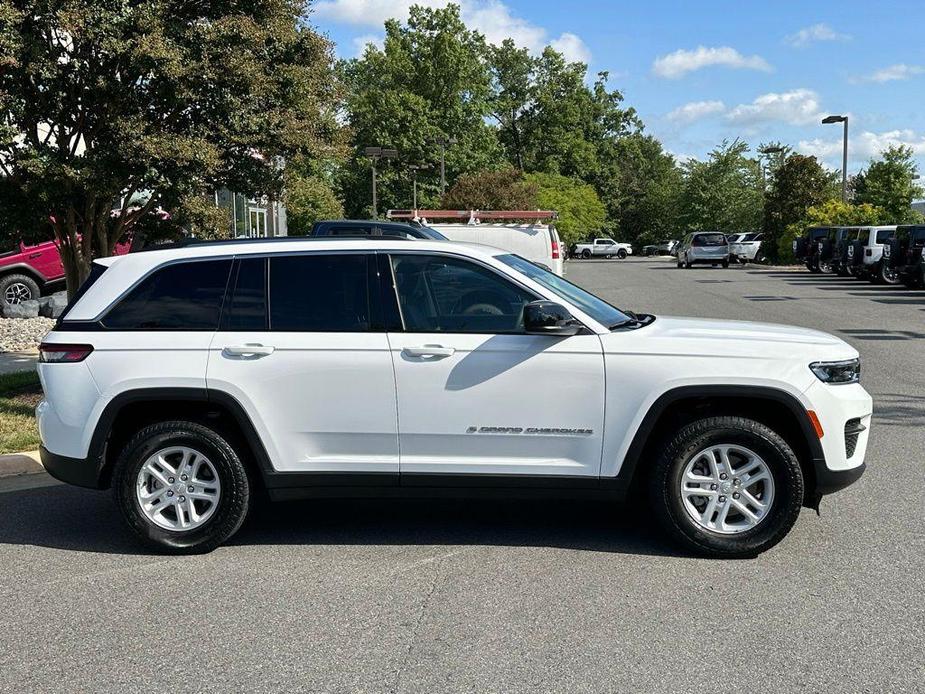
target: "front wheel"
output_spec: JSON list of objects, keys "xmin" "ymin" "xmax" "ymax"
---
[
  {"xmin": 649, "ymin": 416, "xmax": 804, "ymax": 558},
  {"xmin": 617, "ymin": 249, "xmax": 627, "ymax": 259},
  {"xmin": 0, "ymin": 273, "xmax": 40, "ymax": 306},
  {"xmin": 722, "ymin": 259, "xmax": 729, "ymax": 268},
  {"xmin": 581, "ymin": 249, "xmax": 592, "ymax": 259},
  {"xmin": 112, "ymin": 420, "xmax": 252, "ymax": 554}
]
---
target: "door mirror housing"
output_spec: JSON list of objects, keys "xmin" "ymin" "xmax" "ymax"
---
[{"xmin": 523, "ymin": 300, "xmax": 581, "ymax": 336}]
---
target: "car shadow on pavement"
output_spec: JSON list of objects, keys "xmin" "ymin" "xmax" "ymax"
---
[{"xmin": 0, "ymin": 483, "xmax": 682, "ymax": 558}]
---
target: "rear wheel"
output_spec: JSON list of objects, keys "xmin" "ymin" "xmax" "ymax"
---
[
  {"xmin": 112, "ymin": 420, "xmax": 252, "ymax": 554},
  {"xmin": 684, "ymin": 255, "xmax": 692, "ymax": 269},
  {"xmin": 876, "ymin": 262, "xmax": 901, "ymax": 285},
  {"xmin": 722, "ymin": 260, "xmax": 729, "ymax": 268},
  {"xmin": 649, "ymin": 416, "xmax": 803, "ymax": 558},
  {"xmin": 0, "ymin": 273, "xmax": 40, "ymax": 306},
  {"xmin": 819, "ymin": 259, "xmax": 834, "ymax": 274}
]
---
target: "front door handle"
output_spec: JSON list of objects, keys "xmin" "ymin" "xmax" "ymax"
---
[
  {"xmin": 222, "ymin": 344, "xmax": 275, "ymax": 358},
  {"xmin": 403, "ymin": 345, "xmax": 455, "ymax": 358}
]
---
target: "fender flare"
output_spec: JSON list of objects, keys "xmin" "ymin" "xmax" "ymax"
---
[{"xmin": 608, "ymin": 384, "xmax": 826, "ymax": 490}]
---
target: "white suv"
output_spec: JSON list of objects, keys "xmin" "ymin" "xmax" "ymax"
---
[{"xmin": 37, "ymin": 238, "xmax": 872, "ymax": 557}]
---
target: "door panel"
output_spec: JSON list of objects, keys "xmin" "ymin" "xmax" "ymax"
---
[
  {"xmin": 207, "ymin": 332, "xmax": 398, "ymax": 473},
  {"xmin": 206, "ymin": 253, "xmax": 398, "ymax": 473},
  {"xmin": 388, "ymin": 332, "xmax": 605, "ymax": 476}
]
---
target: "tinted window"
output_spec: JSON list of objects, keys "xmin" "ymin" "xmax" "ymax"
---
[
  {"xmin": 103, "ymin": 259, "xmax": 231, "ymax": 330},
  {"xmin": 498, "ymin": 254, "xmax": 630, "ymax": 329},
  {"xmin": 327, "ymin": 226, "xmax": 373, "ymax": 236},
  {"xmin": 225, "ymin": 257, "xmax": 267, "ymax": 331},
  {"xmin": 876, "ymin": 230, "xmax": 894, "ymax": 244},
  {"xmin": 693, "ymin": 234, "xmax": 727, "ymax": 246},
  {"xmin": 391, "ymin": 254, "xmax": 535, "ymax": 333},
  {"xmin": 269, "ymin": 254, "xmax": 370, "ymax": 331}
]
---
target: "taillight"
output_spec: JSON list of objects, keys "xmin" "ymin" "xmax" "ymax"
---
[
  {"xmin": 551, "ymin": 240, "xmax": 560, "ymax": 259},
  {"xmin": 39, "ymin": 343, "xmax": 94, "ymax": 363}
]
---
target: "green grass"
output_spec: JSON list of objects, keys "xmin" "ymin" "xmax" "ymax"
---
[{"xmin": 0, "ymin": 370, "xmax": 43, "ymax": 455}]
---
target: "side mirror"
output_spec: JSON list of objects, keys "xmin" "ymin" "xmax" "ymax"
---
[{"xmin": 523, "ymin": 300, "xmax": 581, "ymax": 336}]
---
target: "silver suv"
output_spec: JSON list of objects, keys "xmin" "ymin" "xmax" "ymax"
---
[{"xmin": 676, "ymin": 232, "xmax": 730, "ymax": 269}]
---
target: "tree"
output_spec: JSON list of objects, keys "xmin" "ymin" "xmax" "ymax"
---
[
  {"xmin": 854, "ymin": 145, "xmax": 924, "ymax": 224},
  {"xmin": 487, "ymin": 39, "xmax": 534, "ymax": 171},
  {"xmin": 284, "ymin": 176, "xmax": 344, "ymax": 236},
  {"xmin": 599, "ymin": 133, "xmax": 682, "ymax": 245},
  {"xmin": 441, "ymin": 167, "xmax": 538, "ymax": 209},
  {"xmin": 0, "ymin": 0, "xmax": 340, "ymax": 294},
  {"xmin": 680, "ymin": 140, "xmax": 764, "ymax": 233},
  {"xmin": 339, "ymin": 5, "xmax": 502, "ymax": 215},
  {"xmin": 762, "ymin": 153, "xmax": 838, "ymax": 261},
  {"xmin": 778, "ymin": 199, "xmax": 885, "ymax": 261},
  {"xmin": 525, "ymin": 172, "xmax": 605, "ymax": 245}
]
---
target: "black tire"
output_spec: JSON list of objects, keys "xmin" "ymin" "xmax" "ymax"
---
[
  {"xmin": 676, "ymin": 259, "xmax": 683, "ymax": 268},
  {"xmin": 807, "ymin": 260, "xmax": 821, "ymax": 273},
  {"xmin": 874, "ymin": 262, "xmax": 900, "ymax": 285},
  {"xmin": 112, "ymin": 420, "xmax": 252, "ymax": 554},
  {"xmin": 0, "ymin": 273, "xmax": 41, "ymax": 305},
  {"xmin": 649, "ymin": 416, "xmax": 804, "ymax": 558},
  {"xmin": 722, "ymin": 260, "xmax": 729, "ymax": 268},
  {"xmin": 617, "ymin": 249, "xmax": 627, "ymax": 259},
  {"xmin": 581, "ymin": 249, "xmax": 592, "ymax": 259},
  {"xmin": 684, "ymin": 255, "xmax": 692, "ymax": 269}
]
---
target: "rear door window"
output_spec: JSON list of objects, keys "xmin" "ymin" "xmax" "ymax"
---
[
  {"xmin": 224, "ymin": 257, "xmax": 267, "ymax": 331},
  {"xmin": 103, "ymin": 259, "xmax": 232, "ymax": 330},
  {"xmin": 269, "ymin": 254, "xmax": 372, "ymax": 332},
  {"xmin": 693, "ymin": 233, "xmax": 727, "ymax": 246},
  {"xmin": 876, "ymin": 230, "xmax": 894, "ymax": 244}
]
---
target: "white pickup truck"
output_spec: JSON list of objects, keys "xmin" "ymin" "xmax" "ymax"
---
[{"xmin": 572, "ymin": 238, "xmax": 633, "ymax": 259}]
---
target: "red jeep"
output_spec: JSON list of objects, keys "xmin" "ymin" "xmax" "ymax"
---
[{"xmin": 0, "ymin": 239, "xmax": 131, "ymax": 306}]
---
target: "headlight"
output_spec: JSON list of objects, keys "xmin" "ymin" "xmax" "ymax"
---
[{"xmin": 810, "ymin": 358, "xmax": 860, "ymax": 385}]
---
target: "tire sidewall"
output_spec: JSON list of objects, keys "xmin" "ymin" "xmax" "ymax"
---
[
  {"xmin": 114, "ymin": 423, "xmax": 250, "ymax": 553},
  {"xmin": 0, "ymin": 274, "xmax": 40, "ymax": 304},
  {"xmin": 655, "ymin": 420, "xmax": 804, "ymax": 557}
]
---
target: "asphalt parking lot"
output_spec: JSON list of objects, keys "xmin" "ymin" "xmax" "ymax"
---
[{"xmin": 1, "ymin": 257, "xmax": 922, "ymax": 693}]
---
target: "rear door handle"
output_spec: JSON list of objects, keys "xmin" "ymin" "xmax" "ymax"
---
[
  {"xmin": 222, "ymin": 344, "xmax": 275, "ymax": 358},
  {"xmin": 403, "ymin": 345, "xmax": 455, "ymax": 358}
]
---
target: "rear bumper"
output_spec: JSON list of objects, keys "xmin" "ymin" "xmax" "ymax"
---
[{"xmin": 40, "ymin": 446, "xmax": 105, "ymax": 489}]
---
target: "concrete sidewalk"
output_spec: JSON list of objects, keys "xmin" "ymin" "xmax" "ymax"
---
[
  {"xmin": 0, "ymin": 350, "xmax": 38, "ymax": 374},
  {"xmin": 0, "ymin": 450, "xmax": 43, "ymax": 478}
]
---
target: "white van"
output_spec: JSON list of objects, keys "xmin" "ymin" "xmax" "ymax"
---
[{"xmin": 427, "ymin": 223, "xmax": 564, "ymax": 276}]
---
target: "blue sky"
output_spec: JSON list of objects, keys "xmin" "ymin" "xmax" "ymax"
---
[{"xmin": 311, "ymin": 0, "xmax": 925, "ymax": 176}]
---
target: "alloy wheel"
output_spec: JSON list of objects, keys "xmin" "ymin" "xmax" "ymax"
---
[
  {"xmin": 679, "ymin": 444, "xmax": 775, "ymax": 535},
  {"xmin": 4, "ymin": 282, "xmax": 32, "ymax": 304},
  {"xmin": 135, "ymin": 446, "xmax": 222, "ymax": 531}
]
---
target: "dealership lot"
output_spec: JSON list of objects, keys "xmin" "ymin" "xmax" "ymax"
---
[{"xmin": 0, "ymin": 257, "xmax": 922, "ymax": 693}]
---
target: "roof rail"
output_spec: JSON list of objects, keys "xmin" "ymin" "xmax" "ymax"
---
[
  {"xmin": 387, "ymin": 209, "xmax": 557, "ymax": 222},
  {"xmin": 135, "ymin": 235, "xmax": 414, "ymax": 252}
]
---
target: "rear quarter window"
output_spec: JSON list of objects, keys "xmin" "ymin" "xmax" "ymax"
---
[{"xmin": 103, "ymin": 259, "xmax": 232, "ymax": 330}]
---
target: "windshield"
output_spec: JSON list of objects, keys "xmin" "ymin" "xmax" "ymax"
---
[
  {"xmin": 497, "ymin": 253, "xmax": 630, "ymax": 327},
  {"xmin": 693, "ymin": 233, "xmax": 727, "ymax": 246},
  {"xmin": 418, "ymin": 226, "xmax": 447, "ymax": 240}
]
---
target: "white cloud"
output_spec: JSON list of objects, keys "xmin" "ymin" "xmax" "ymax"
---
[
  {"xmin": 799, "ymin": 129, "xmax": 925, "ymax": 162},
  {"xmin": 314, "ymin": 0, "xmax": 592, "ymax": 62},
  {"xmin": 785, "ymin": 23, "xmax": 851, "ymax": 47},
  {"xmin": 549, "ymin": 32, "xmax": 592, "ymax": 64},
  {"xmin": 652, "ymin": 46, "xmax": 771, "ymax": 79},
  {"xmin": 351, "ymin": 33, "xmax": 383, "ymax": 55},
  {"xmin": 666, "ymin": 100, "xmax": 726, "ymax": 123},
  {"xmin": 726, "ymin": 88, "xmax": 823, "ymax": 126},
  {"xmin": 854, "ymin": 64, "xmax": 925, "ymax": 83}
]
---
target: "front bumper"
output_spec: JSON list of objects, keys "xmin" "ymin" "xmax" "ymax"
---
[{"xmin": 814, "ymin": 461, "xmax": 866, "ymax": 495}]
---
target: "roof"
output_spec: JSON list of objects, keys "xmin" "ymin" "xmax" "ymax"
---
[{"xmin": 71, "ymin": 237, "xmax": 507, "ymax": 321}]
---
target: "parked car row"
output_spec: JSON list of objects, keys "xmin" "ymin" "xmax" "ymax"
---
[{"xmin": 793, "ymin": 224, "xmax": 925, "ymax": 287}]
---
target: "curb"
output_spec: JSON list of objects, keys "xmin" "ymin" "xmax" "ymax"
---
[{"xmin": 0, "ymin": 450, "xmax": 43, "ymax": 478}]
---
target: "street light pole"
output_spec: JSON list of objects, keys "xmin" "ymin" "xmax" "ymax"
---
[
  {"xmin": 408, "ymin": 163, "xmax": 431, "ymax": 210},
  {"xmin": 435, "ymin": 135, "xmax": 457, "ymax": 195},
  {"xmin": 363, "ymin": 146, "xmax": 398, "ymax": 218},
  {"xmin": 822, "ymin": 115, "xmax": 849, "ymax": 202}
]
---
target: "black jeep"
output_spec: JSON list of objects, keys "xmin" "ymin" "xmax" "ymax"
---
[
  {"xmin": 884, "ymin": 225, "xmax": 925, "ymax": 289},
  {"xmin": 793, "ymin": 226, "xmax": 832, "ymax": 273},
  {"xmin": 815, "ymin": 227, "xmax": 853, "ymax": 274}
]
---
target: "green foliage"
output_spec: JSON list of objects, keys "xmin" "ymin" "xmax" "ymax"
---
[
  {"xmin": 284, "ymin": 174, "xmax": 344, "ymax": 235},
  {"xmin": 680, "ymin": 140, "xmax": 764, "ymax": 234},
  {"xmin": 778, "ymin": 200, "xmax": 885, "ymax": 262},
  {"xmin": 441, "ymin": 168, "xmax": 538, "ymax": 210},
  {"xmin": 853, "ymin": 145, "xmax": 924, "ymax": 224},
  {"xmin": 525, "ymin": 172, "xmax": 605, "ymax": 245},
  {"xmin": 0, "ymin": 0, "xmax": 341, "ymax": 293},
  {"xmin": 762, "ymin": 153, "xmax": 838, "ymax": 261},
  {"xmin": 600, "ymin": 133, "xmax": 683, "ymax": 245},
  {"xmin": 339, "ymin": 4, "xmax": 502, "ymax": 215}
]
